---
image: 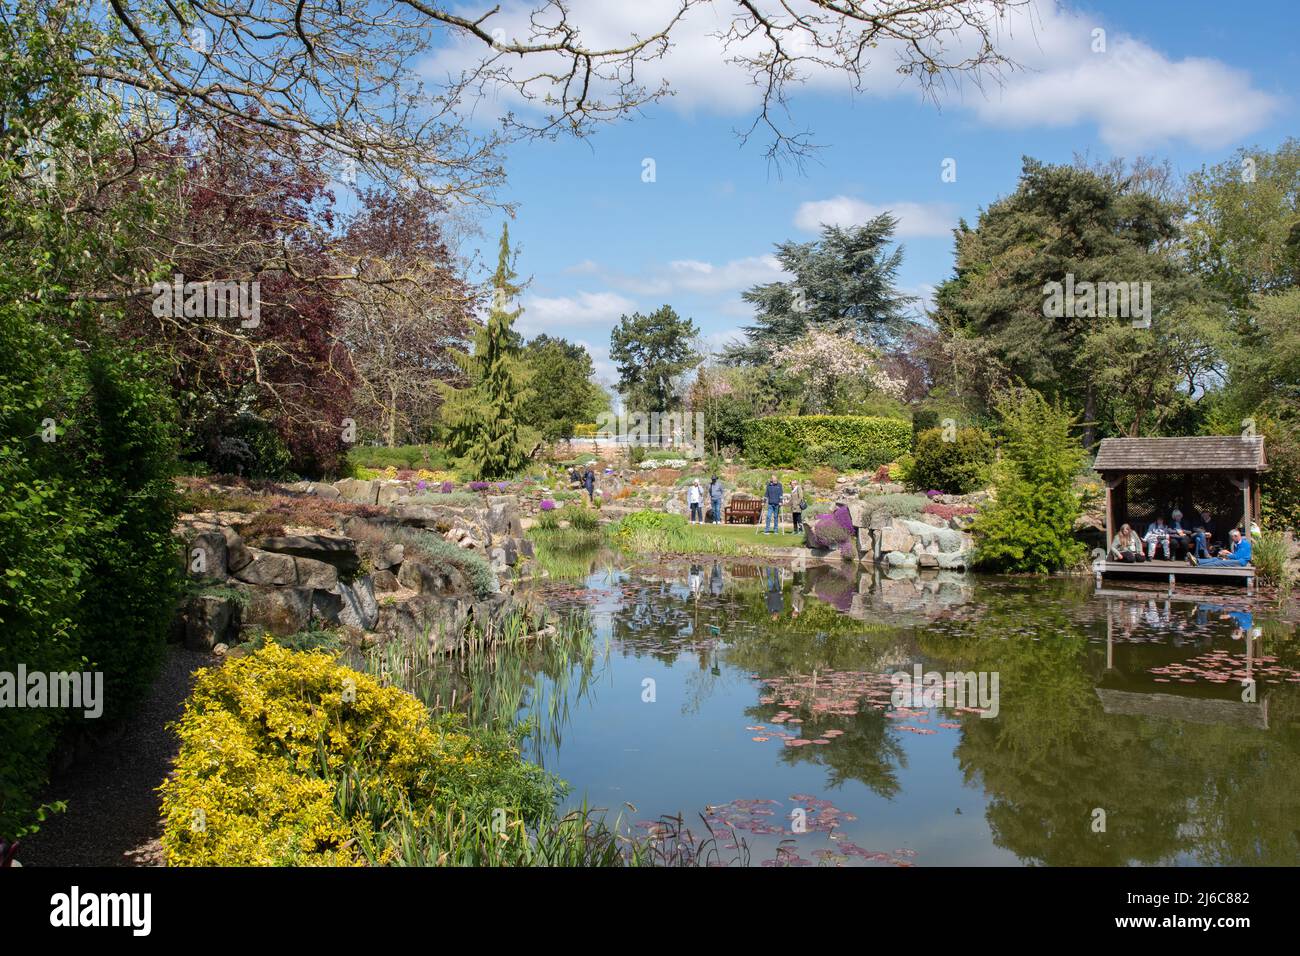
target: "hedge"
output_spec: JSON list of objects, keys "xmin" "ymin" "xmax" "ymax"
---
[{"xmin": 742, "ymin": 415, "xmax": 912, "ymax": 469}]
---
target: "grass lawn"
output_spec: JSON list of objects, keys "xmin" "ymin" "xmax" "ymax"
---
[{"xmin": 696, "ymin": 522, "xmax": 806, "ymax": 549}]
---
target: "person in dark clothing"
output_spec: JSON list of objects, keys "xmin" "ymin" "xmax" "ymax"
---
[
  {"xmin": 1192, "ymin": 510, "xmax": 1218, "ymax": 558},
  {"xmin": 763, "ymin": 474, "xmax": 783, "ymax": 534},
  {"xmin": 709, "ymin": 476, "xmax": 724, "ymax": 524},
  {"xmin": 582, "ymin": 466, "xmax": 595, "ymax": 502},
  {"xmin": 764, "ymin": 566, "xmax": 783, "ymax": 619}
]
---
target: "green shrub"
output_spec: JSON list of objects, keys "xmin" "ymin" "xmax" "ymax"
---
[
  {"xmin": 743, "ymin": 415, "xmax": 911, "ymax": 470},
  {"xmin": 384, "ymin": 527, "xmax": 498, "ymax": 597},
  {"xmin": 565, "ymin": 506, "xmax": 600, "ymax": 531},
  {"xmin": 971, "ymin": 389, "xmax": 1086, "ymax": 574},
  {"xmin": 0, "ymin": 305, "xmax": 180, "ymax": 839},
  {"xmin": 1252, "ymin": 527, "xmax": 1292, "ymax": 597},
  {"xmin": 864, "ymin": 493, "xmax": 928, "ymax": 519},
  {"xmin": 905, "ymin": 427, "xmax": 994, "ymax": 495}
]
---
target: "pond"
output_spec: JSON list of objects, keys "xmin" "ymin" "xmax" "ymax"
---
[{"xmin": 419, "ymin": 561, "xmax": 1300, "ymax": 866}]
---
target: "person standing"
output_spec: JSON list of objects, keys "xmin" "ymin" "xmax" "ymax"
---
[
  {"xmin": 709, "ymin": 475, "xmax": 724, "ymax": 524},
  {"xmin": 582, "ymin": 465, "xmax": 595, "ymax": 503},
  {"xmin": 763, "ymin": 473, "xmax": 783, "ymax": 534},
  {"xmin": 789, "ymin": 480, "xmax": 807, "ymax": 535},
  {"xmin": 688, "ymin": 478, "xmax": 703, "ymax": 524}
]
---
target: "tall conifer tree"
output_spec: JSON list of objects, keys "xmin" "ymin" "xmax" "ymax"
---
[{"xmin": 440, "ymin": 224, "xmax": 533, "ymax": 478}]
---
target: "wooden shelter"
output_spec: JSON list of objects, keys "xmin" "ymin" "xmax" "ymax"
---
[{"xmin": 1092, "ymin": 435, "xmax": 1266, "ymax": 590}]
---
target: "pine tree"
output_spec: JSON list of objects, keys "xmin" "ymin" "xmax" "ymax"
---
[{"xmin": 439, "ymin": 224, "xmax": 534, "ymax": 478}]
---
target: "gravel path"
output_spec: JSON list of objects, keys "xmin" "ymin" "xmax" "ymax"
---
[{"xmin": 21, "ymin": 646, "xmax": 215, "ymax": 867}]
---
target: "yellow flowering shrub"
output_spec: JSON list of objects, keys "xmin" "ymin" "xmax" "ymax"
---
[{"xmin": 160, "ymin": 643, "xmax": 558, "ymax": 866}]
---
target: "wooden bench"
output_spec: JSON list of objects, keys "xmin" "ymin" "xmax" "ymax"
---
[{"xmin": 724, "ymin": 497, "xmax": 763, "ymax": 524}]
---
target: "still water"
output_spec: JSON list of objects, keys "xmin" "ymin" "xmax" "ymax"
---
[{"xmin": 459, "ymin": 561, "xmax": 1299, "ymax": 865}]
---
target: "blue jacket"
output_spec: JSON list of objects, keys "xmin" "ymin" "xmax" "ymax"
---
[
  {"xmin": 765, "ymin": 481, "xmax": 783, "ymax": 505},
  {"xmin": 1227, "ymin": 537, "xmax": 1252, "ymax": 563}
]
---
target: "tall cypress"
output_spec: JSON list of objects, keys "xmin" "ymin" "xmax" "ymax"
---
[{"xmin": 440, "ymin": 224, "xmax": 532, "ymax": 478}]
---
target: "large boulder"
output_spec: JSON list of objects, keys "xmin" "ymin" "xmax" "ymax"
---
[
  {"xmin": 373, "ymin": 544, "xmax": 404, "ymax": 571},
  {"xmin": 253, "ymin": 532, "xmax": 360, "ymax": 574},
  {"xmin": 239, "ymin": 586, "xmax": 314, "ymax": 636},
  {"xmin": 486, "ymin": 497, "xmax": 524, "ymax": 538},
  {"xmin": 314, "ymin": 578, "xmax": 379, "ymax": 631},
  {"xmin": 185, "ymin": 530, "xmax": 228, "ymax": 580},
  {"xmin": 233, "ymin": 549, "xmax": 297, "ymax": 586},
  {"xmin": 183, "ymin": 593, "xmax": 237, "ymax": 650},
  {"xmin": 398, "ymin": 557, "xmax": 474, "ymax": 596},
  {"xmin": 334, "ymin": 477, "xmax": 378, "ymax": 504},
  {"xmin": 293, "ymin": 556, "xmax": 340, "ymax": 590},
  {"xmin": 877, "ymin": 523, "xmax": 916, "ymax": 554},
  {"xmin": 219, "ymin": 525, "xmax": 254, "ymax": 573}
]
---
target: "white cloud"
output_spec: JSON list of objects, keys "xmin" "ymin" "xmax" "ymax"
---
[
  {"xmin": 520, "ymin": 290, "xmax": 636, "ymax": 335},
  {"xmin": 575, "ymin": 255, "xmax": 789, "ymax": 298},
  {"xmin": 426, "ymin": 0, "xmax": 1279, "ymax": 150},
  {"xmin": 794, "ymin": 197, "xmax": 957, "ymax": 237}
]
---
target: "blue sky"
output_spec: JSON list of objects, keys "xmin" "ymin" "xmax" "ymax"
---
[{"xmin": 430, "ymin": 0, "xmax": 1298, "ymax": 388}]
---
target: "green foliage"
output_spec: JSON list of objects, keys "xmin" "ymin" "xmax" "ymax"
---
[
  {"xmin": 384, "ymin": 527, "xmax": 498, "ymax": 597},
  {"xmin": 864, "ymin": 493, "xmax": 929, "ymax": 519},
  {"xmin": 742, "ymin": 415, "xmax": 911, "ymax": 469},
  {"xmin": 609, "ymin": 305, "xmax": 700, "ymax": 413},
  {"xmin": 1251, "ymin": 528, "xmax": 1292, "ymax": 597},
  {"xmin": 521, "ymin": 335, "xmax": 609, "ymax": 442},
  {"xmin": 346, "ymin": 444, "xmax": 451, "ymax": 472},
  {"xmin": 439, "ymin": 224, "xmax": 535, "ymax": 479},
  {"xmin": 726, "ymin": 217, "xmax": 916, "ymax": 363},
  {"xmin": 613, "ymin": 511, "xmax": 749, "ymax": 556},
  {"xmin": 565, "ymin": 505, "xmax": 600, "ymax": 531},
  {"xmin": 971, "ymin": 389, "xmax": 1087, "ymax": 574},
  {"xmin": 906, "ymin": 426, "xmax": 994, "ymax": 495},
  {"xmin": 933, "ymin": 157, "xmax": 1228, "ymax": 437}
]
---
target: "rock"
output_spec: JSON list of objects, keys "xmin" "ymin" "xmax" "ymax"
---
[
  {"xmin": 233, "ymin": 549, "xmax": 297, "ymax": 586},
  {"xmin": 372, "ymin": 569, "xmax": 400, "ymax": 592},
  {"xmin": 335, "ymin": 577, "xmax": 379, "ymax": 631},
  {"xmin": 878, "ymin": 524, "xmax": 916, "ymax": 554},
  {"xmin": 184, "ymin": 594, "xmax": 236, "ymax": 650},
  {"xmin": 253, "ymin": 533, "xmax": 360, "ymax": 573},
  {"xmin": 398, "ymin": 557, "xmax": 472, "ymax": 596},
  {"xmin": 376, "ymin": 482, "xmax": 410, "ymax": 506},
  {"xmin": 936, "ymin": 551, "xmax": 968, "ymax": 570},
  {"xmin": 486, "ymin": 497, "xmax": 524, "ymax": 538},
  {"xmin": 665, "ymin": 496, "xmax": 687, "ymax": 517},
  {"xmin": 213, "ymin": 643, "xmax": 228, "ymax": 657},
  {"xmin": 240, "ymin": 586, "xmax": 314, "ymax": 636},
  {"xmin": 220, "ymin": 525, "xmax": 254, "ymax": 573},
  {"xmin": 185, "ymin": 530, "xmax": 228, "ymax": 580},
  {"xmin": 293, "ymin": 556, "xmax": 340, "ymax": 589},
  {"xmin": 845, "ymin": 501, "xmax": 871, "ymax": 527},
  {"xmin": 918, "ymin": 552, "xmax": 940, "ymax": 569},
  {"xmin": 334, "ymin": 477, "xmax": 379, "ymax": 504},
  {"xmin": 373, "ymin": 544, "xmax": 404, "ymax": 571},
  {"xmin": 377, "ymin": 594, "xmax": 473, "ymax": 648}
]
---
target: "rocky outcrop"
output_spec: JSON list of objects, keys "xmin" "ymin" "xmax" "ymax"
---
[
  {"xmin": 803, "ymin": 500, "xmax": 977, "ymax": 571},
  {"xmin": 172, "ymin": 487, "xmax": 539, "ymax": 650}
]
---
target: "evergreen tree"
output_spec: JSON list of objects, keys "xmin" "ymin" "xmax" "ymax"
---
[
  {"xmin": 439, "ymin": 224, "xmax": 534, "ymax": 478},
  {"xmin": 726, "ymin": 217, "xmax": 916, "ymax": 364}
]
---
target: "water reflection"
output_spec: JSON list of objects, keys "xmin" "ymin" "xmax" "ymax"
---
[{"xmin": 457, "ymin": 560, "xmax": 1300, "ymax": 864}]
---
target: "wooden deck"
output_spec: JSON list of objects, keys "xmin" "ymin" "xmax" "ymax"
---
[{"xmin": 1094, "ymin": 558, "xmax": 1254, "ymax": 593}]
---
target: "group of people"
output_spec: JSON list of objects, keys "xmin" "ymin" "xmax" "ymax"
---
[
  {"xmin": 1108, "ymin": 508, "xmax": 1253, "ymax": 567},
  {"xmin": 566, "ymin": 465, "xmax": 597, "ymax": 502},
  {"xmin": 682, "ymin": 473, "xmax": 808, "ymax": 533},
  {"xmin": 762, "ymin": 475, "xmax": 807, "ymax": 534},
  {"xmin": 685, "ymin": 476, "xmax": 726, "ymax": 524}
]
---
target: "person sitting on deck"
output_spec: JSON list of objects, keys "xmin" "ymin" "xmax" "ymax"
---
[
  {"xmin": 1191, "ymin": 510, "xmax": 1218, "ymax": 558},
  {"xmin": 1109, "ymin": 523, "xmax": 1146, "ymax": 562},
  {"xmin": 1188, "ymin": 528, "xmax": 1251, "ymax": 567},
  {"xmin": 1167, "ymin": 509, "xmax": 1193, "ymax": 559},
  {"xmin": 1143, "ymin": 517, "xmax": 1171, "ymax": 560}
]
